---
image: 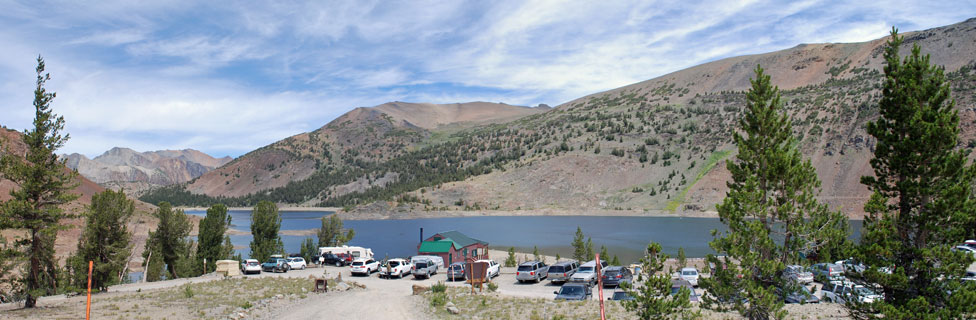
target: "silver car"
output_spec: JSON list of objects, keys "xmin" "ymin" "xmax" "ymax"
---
[
  {"xmin": 548, "ymin": 260, "xmax": 579, "ymax": 284},
  {"xmin": 516, "ymin": 261, "xmax": 549, "ymax": 283},
  {"xmin": 783, "ymin": 265, "xmax": 814, "ymax": 284}
]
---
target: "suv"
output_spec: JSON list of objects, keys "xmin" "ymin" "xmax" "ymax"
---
[
  {"xmin": 412, "ymin": 259, "xmax": 438, "ymax": 279},
  {"xmin": 782, "ymin": 265, "xmax": 814, "ymax": 284},
  {"xmin": 287, "ymin": 257, "xmax": 307, "ymax": 270},
  {"xmin": 475, "ymin": 259, "xmax": 500, "ymax": 279},
  {"xmin": 601, "ymin": 266, "xmax": 633, "ymax": 288},
  {"xmin": 241, "ymin": 259, "xmax": 262, "ymax": 274},
  {"xmin": 810, "ymin": 263, "xmax": 845, "ymax": 282},
  {"xmin": 262, "ymin": 258, "xmax": 289, "ymax": 273},
  {"xmin": 516, "ymin": 261, "xmax": 549, "ymax": 283},
  {"xmin": 447, "ymin": 262, "xmax": 467, "ymax": 281},
  {"xmin": 570, "ymin": 260, "xmax": 608, "ymax": 286},
  {"xmin": 350, "ymin": 258, "xmax": 379, "ymax": 276},
  {"xmin": 321, "ymin": 253, "xmax": 348, "ymax": 267},
  {"xmin": 378, "ymin": 258, "xmax": 412, "ymax": 279},
  {"xmin": 549, "ymin": 260, "xmax": 579, "ymax": 284},
  {"xmin": 679, "ymin": 267, "xmax": 700, "ymax": 287}
]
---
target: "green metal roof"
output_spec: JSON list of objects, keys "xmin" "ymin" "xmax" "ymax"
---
[
  {"xmin": 436, "ymin": 231, "xmax": 488, "ymax": 248},
  {"xmin": 418, "ymin": 240, "xmax": 458, "ymax": 253}
]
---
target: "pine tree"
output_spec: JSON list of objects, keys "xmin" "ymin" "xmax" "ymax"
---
[
  {"xmin": 851, "ymin": 28, "xmax": 976, "ymax": 319},
  {"xmin": 300, "ymin": 237, "xmax": 317, "ymax": 265},
  {"xmin": 571, "ymin": 226, "xmax": 586, "ymax": 262},
  {"xmin": 677, "ymin": 247, "xmax": 687, "ymax": 269},
  {"xmin": 249, "ymin": 201, "xmax": 283, "ymax": 262},
  {"xmin": 317, "ymin": 214, "xmax": 355, "ymax": 247},
  {"xmin": 532, "ymin": 245, "xmax": 540, "ymax": 262},
  {"xmin": 701, "ymin": 65, "xmax": 849, "ymax": 319},
  {"xmin": 68, "ymin": 189, "xmax": 134, "ymax": 292},
  {"xmin": 0, "ymin": 56, "xmax": 79, "ymax": 307},
  {"xmin": 585, "ymin": 238, "xmax": 594, "ymax": 261},
  {"xmin": 599, "ymin": 245, "xmax": 609, "ymax": 262},
  {"xmin": 142, "ymin": 202, "xmax": 191, "ymax": 280},
  {"xmin": 623, "ymin": 242, "xmax": 696, "ymax": 319},
  {"xmin": 196, "ymin": 204, "xmax": 231, "ymax": 275},
  {"xmin": 505, "ymin": 247, "xmax": 517, "ymax": 267},
  {"xmin": 611, "ymin": 255, "xmax": 620, "ymax": 266}
]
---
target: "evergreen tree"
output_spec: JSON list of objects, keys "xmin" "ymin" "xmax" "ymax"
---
[
  {"xmin": 317, "ymin": 214, "xmax": 355, "ymax": 247},
  {"xmin": 571, "ymin": 226, "xmax": 586, "ymax": 262},
  {"xmin": 585, "ymin": 238, "xmax": 594, "ymax": 261},
  {"xmin": 300, "ymin": 237, "xmax": 317, "ymax": 265},
  {"xmin": 505, "ymin": 247, "xmax": 517, "ymax": 267},
  {"xmin": 599, "ymin": 245, "xmax": 609, "ymax": 262},
  {"xmin": 701, "ymin": 65, "xmax": 848, "ymax": 319},
  {"xmin": 249, "ymin": 201, "xmax": 283, "ymax": 262},
  {"xmin": 0, "ymin": 56, "xmax": 79, "ymax": 307},
  {"xmin": 532, "ymin": 245, "xmax": 540, "ymax": 261},
  {"xmin": 68, "ymin": 189, "xmax": 134, "ymax": 292},
  {"xmin": 196, "ymin": 204, "xmax": 231, "ymax": 275},
  {"xmin": 677, "ymin": 247, "xmax": 687, "ymax": 269},
  {"xmin": 851, "ymin": 28, "xmax": 976, "ymax": 319},
  {"xmin": 142, "ymin": 202, "xmax": 191, "ymax": 280},
  {"xmin": 611, "ymin": 255, "xmax": 620, "ymax": 266},
  {"xmin": 623, "ymin": 242, "xmax": 696, "ymax": 319}
]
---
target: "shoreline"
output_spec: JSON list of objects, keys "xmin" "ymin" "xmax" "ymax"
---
[
  {"xmin": 177, "ymin": 206, "xmax": 342, "ymax": 212},
  {"xmin": 335, "ymin": 208, "xmax": 721, "ymax": 220}
]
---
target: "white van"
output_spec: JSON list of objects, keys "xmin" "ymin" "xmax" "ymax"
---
[
  {"xmin": 319, "ymin": 246, "xmax": 374, "ymax": 259},
  {"xmin": 411, "ymin": 255, "xmax": 444, "ymax": 270}
]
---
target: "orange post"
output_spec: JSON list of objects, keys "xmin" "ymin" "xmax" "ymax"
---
[
  {"xmin": 596, "ymin": 254, "xmax": 605, "ymax": 320},
  {"xmin": 86, "ymin": 260, "xmax": 93, "ymax": 320}
]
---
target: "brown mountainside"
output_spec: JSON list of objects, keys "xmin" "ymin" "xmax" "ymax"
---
[
  {"xmin": 184, "ymin": 101, "xmax": 547, "ymax": 199},
  {"xmin": 1, "ymin": 127, "xmax": 158, "ymax": 272},
  {"xmin": 144, "ymin": 18, "xmax": 976, "ymax": 219}
]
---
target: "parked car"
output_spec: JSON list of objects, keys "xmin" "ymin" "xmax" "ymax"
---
[
  {"xmin": 475, "ymin": 259, "xmax": 500, "ymax": 279},
  {"xmin": 570, "ymin": 260, "xmax": 608, "ymax": 286},
  {"xmin": 548, "ymin": 260, "xmax": 579, "ymax": 284},
  {"xmin": 782, "ymin": 265, "xmax": 814, "ymax": 284},
  {"xmin": 810, "ymin": 263, "xmax": 845, "ymax": 282},
  {"xmin": 601, "ymin": 266, "xmax": 633, "ymax": 288},
  {"xmin": 554, "ymin": 283, "xmax": 591, "ymax": 301},
  {"xmin": 411, "ymin": 255, "xmax": 444, "ymax": 269},
  {"xmin": 321, "ymin": 253, "xmax": 349, "ymax": 267},
  {"xmin": 777, "ymin": 285, "xmax": 820, "ymax": 304},
  {"xmin": 447, "ymin": 262, "xmax": 467, "ymax": 281},
  {"xmin": 953, "ymin": 245, "xmax": 976, "ymax": 257},
  {"xmin": 287, "ymin": 257, "xmax": 307, "ymax": 270},
  {"xmin": 670, "ymin": 279, "xmax": 700, "ymax": 302},
  {"xmin": 350, "ymin": 258, "xmax": 379, "ymax": 276},
  {"xmin": 679, "ymin": 267, "xmax": 700, "ymax": 287},
  {"xmin": 336, "ymin": 253, "xmax": 354, "ymax": 265},
  {"xmin": 835, "ymin": 259, "xmax": 866, "ymax": 274},
  {"xmin": 378, "ymin": 258, "xmax": 412, "ymax": 279},
  {"xmin": 609, "ymin": 291, "xmax": 635, "ymax": 301},
  {"xmin": 822, "ymin": 281, "xmax": 881, "ymax": 304},
  {"xmin": 516, "ymin": 261, "xmax": 550, "ymax": 283},
  {"xmin": 962, "ymin": 271, "xmax": 976, "ymax": 282},
  {"xmin": 412, "ymin": 259, "xmax": 438, "ymax": 279},
  {"xmin": 241, "ymin": 259, "xmax": 262, "ymax": 274},
  {"xmin": 963, "ymin": 239, "xmax": 976, "ymax": 249},
  {"xmin": 262, "ymin": 258, "xmax": 290, "ymax": 273}
]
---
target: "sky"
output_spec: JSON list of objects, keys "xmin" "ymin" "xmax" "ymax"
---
[{"xmin": 0, "ymin": 1, "xmax": 974, "ymax": 158}]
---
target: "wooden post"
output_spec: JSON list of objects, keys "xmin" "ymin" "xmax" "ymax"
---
[
  {"xmin": 596, "ymin": 254, "xmax": 605, "ymax": 320},
  {"xmin": 86, "ymin": 260, "xmax": 93, "ymax": 320}
]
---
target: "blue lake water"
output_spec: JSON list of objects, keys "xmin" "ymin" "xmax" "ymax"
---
[{"xmin": 186, "ymin": 210, "xmax": 863, "ymax": 264}]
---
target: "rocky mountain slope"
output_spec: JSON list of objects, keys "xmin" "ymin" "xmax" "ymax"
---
[
  {"xmin": 142, "ymin": 18, "xmax": 976, "ymax": 218},
  {"xmin": 64, "ymin": 148, "xmax": 232, "ymax": 196},
  {"xmin": 1, "ymin": 127, "xmax": 158, "ymax": 272}
]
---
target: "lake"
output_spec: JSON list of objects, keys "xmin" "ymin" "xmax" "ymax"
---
[{"xmin": 186, "ymin": 210, "xmax": 863, "ymax": 264}]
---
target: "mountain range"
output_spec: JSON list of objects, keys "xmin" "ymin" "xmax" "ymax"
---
[
  {"xmin": 138, "ymin": 18, "xmax": 976, "ymax": 218},
  {"xmin": 64, "ymin": 148, "xmax": 232, "ymax": 196}
]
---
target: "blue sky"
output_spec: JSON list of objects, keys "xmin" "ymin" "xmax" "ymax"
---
[{"xmin": 0, "ymin": 0, "xmax": 974, "ymax": 158}]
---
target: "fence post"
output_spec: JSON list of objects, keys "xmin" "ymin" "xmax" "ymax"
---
[{"xmin": 86, "ymin": 260, "xmax": 93, "ymax": 320}]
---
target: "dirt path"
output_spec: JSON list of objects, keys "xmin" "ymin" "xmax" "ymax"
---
[{"xmin": 267, "ymin": 286, "xmax": 422, "ymax": 320}]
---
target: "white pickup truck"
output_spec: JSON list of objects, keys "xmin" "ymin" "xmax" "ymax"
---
[
  {"xmin": 378, "ymin": 258, "xmax": 412, "ymax": 279},
  {"xmin": 475, "ymin": 259, "xmax": 500, "ymax": 279}
]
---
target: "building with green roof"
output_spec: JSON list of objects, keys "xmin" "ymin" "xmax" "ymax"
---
[{"xmin": 417, "ymin": 230, "xmax": 489, "ymax": 264}]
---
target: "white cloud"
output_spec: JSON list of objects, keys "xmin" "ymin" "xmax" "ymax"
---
[{"xmin": 0, "ymin": 0, "xmax": 974, "ymax": 157}]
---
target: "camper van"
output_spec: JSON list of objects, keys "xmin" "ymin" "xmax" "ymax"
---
[{"xmin": 319, "ymin": 246, "xmax": 374, "ymax": 259}]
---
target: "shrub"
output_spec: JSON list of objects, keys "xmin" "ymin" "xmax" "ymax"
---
[
  {"xmin": 430, "ymin": 292, "xmax": 447, "ymax": 307},
  {"xmin": 487, "ymin": 282, "xmax": 498, "ymax": 292},
  {"xmin": 431, "ymin": 281, "xmax": 446, "ymax": 293}
]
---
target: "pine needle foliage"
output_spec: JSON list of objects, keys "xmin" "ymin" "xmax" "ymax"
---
[
  {"xmin": 701, "ymin": 65, "xmax": 848, "ymax": 319},
  {"xmin": 850, "ymin": 28, "xmax": 976, "ymax": 319}
]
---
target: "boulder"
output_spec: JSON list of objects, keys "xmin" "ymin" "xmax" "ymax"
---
[
  {"xmin": 412, "ymin": 284, "xmax": 428, "ymax": 295},
  {"xmin": 215, "ymin": 260, "xmax": 241, "ymax": 276},
  {"xmin": 336, "ymin": 282, "xmax": 351, "ymax": 291}
]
